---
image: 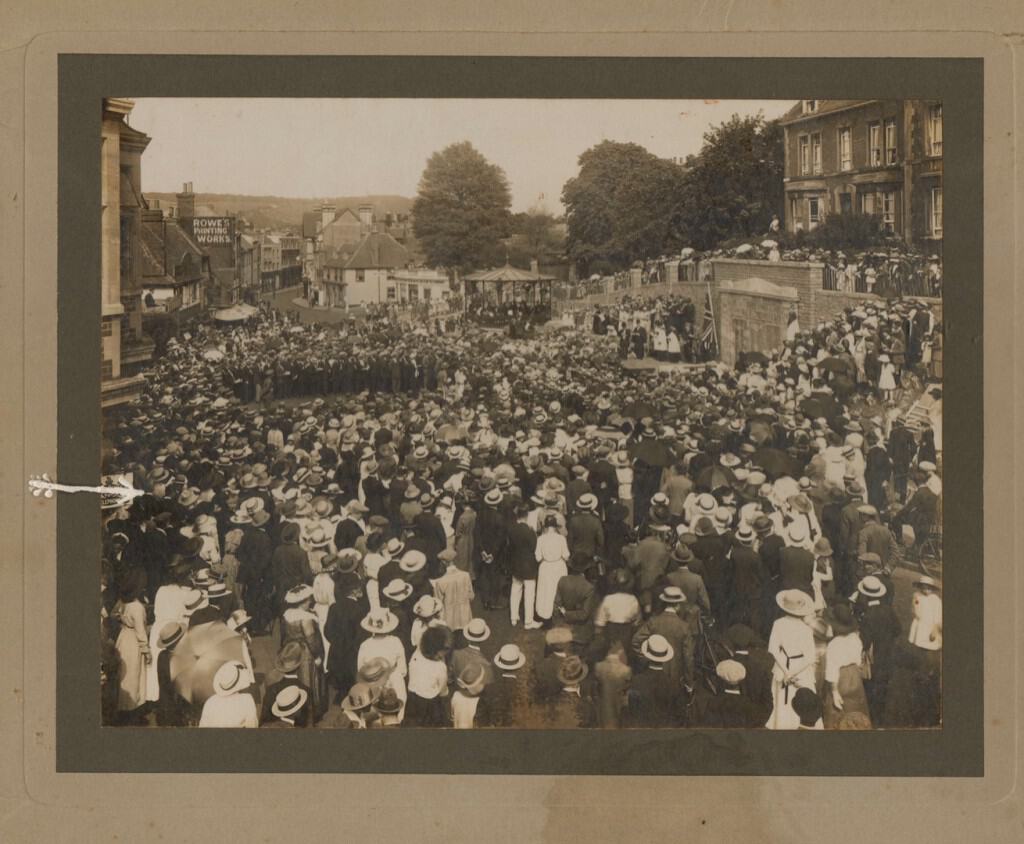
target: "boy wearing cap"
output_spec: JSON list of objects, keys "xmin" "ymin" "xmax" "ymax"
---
[{"xmin": 703, "ymin": 659, "xmax": 766, "ymax": 728}]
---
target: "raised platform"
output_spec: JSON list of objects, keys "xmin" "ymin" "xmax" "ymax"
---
[{"xmin": 621, "ymin": 357, "xmax": 710, "ymax": 373}]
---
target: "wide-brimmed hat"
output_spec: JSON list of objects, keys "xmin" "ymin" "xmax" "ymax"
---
[
  {"xmin": 158, "ymin": 622, "xmax": 185, "ymax": 650},
  {"xmin": 670, "ymin": 544, "xmax": 695, "ymax": 565},
  {"xmin": 556, "ymin": 655, "xmax": 589, "ymax": 686},
  {"xmin": 494, "ymin": 643, "xmax": 526, "ymax": 671},
  {"xmin": 306, "ymin": 525, "xmax": 333, "ymax": 548},
  {"xmin": 824, "ymin": 602, "xmax": 859, "ymax": 635},
  {"xmin": 213, "ymin": 660, "xmax": 251, "ymax": 696},
  {"xmin": 181, "ymin": 588, "xmax": 207, "ymax": 616},
  {"xmin": 384, "ymin": 538, "xmax": 406, "ymax": 557},
  {"xmin": 373, "ymin": 687, "xmax": 403, "ymax": 715},
  {"xmin": 284, "ymin": 584, "xmax": 314, "ymax": 605},
  {"xmin": 456, "ymin": 662, "xmax": 487, "ymax": 696},
  {"xmin": 813, "ymin": 537, "xmax": 833, "ymax": 556},
  {"xmin": 776, "ymin": 589, "xmax": 815, "ymax": 617},
  {"xmin": 361, "ymin": 609, "xmax": 399, "ymax": 634},
  {"xmin": 404, "ymin": 485, "xmax": 421, "ymax": 501},
  {"xmin": 342, "ymin": 681, "xmax": 379, "ymax": 712},
  {"xmin": 786, "ymin": 521, "xmax": 808, "ymax": 545},
  {"xmin": 413, "ymin": 595, "xmax": 442, "ymax": 618},
  {"xmin": 334, "ymin": 549, "xmax": 362, "ymax": 574},
  {"xmin": 694, "ymin": 516, "xmax": 716, "ymax": 537},
  {"xmin": 381, "ymin": 578, "xmax": 413, "ymax": 602},
  {"xmin": 483, "ymin": 489, "xmax": 503, "ymax": 506},
  {"xmin": 695, "ymin": 493, "xmax": 717, "ymax": 515},
  {"xmin": 275, "ymin": 641, "xmax": 304, "ymax": 673},
  {"xmin": 640, "ymin": 634, "xmax": 674, "ymax": 663},
  {"xmin": 790, "ymin": 494, "xmax": 813, "ymax": 514},
  {"xmin": 399, "ymin": 550, "xmax": 427, "ymax": 573},
  {"xmin": 462, "ymin": 617, "xmax": 491, "ymax": 643},
  {"xmin": 357, "ymin": 656, "xmax": 395, "ymax": 686}
]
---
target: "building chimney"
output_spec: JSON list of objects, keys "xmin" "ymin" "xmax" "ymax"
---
[
  {"xmin": 358, "ymin": 204, "xmax": 373, "ymax": 229},
  {"xmin": 321, "ymin": 204, "xmax": 336, "ymax": 231},
  {"xmin": 176, "ymin": 182, "xmax": 195, "ymax": 226}
]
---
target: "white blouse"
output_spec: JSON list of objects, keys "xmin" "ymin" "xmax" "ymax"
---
[{"xmin": 824, "ymin": 632, "xmax": 864, "ymax": 684}]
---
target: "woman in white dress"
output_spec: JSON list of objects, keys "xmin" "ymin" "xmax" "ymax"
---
[
  {"xmin": 357, "ymin": 609, "xmax": 408, "ymax": 710},
  {"xmin": 766, "ymin": 590, "xmax": 819, "ymax": 730},
  {"xmin": 145, "ymin": 569, "xmax": 191, "ymax": 703},
  {"xmin": 535, "ymin": 515, "xmax": 571, "ymax": 622},
  {"xmin": 878, "ymin": 354, "xmax": 897, "ymax": 403}
]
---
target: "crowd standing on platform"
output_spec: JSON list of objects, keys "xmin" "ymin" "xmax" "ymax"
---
[{"xmin": 101, "ymin": 295, "xmax": 942, "ymax": 730}]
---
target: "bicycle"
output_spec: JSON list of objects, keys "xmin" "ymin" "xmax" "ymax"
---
[{"xmin": 693, "ymin": 612, "xmax": 735, "ymax": 695}]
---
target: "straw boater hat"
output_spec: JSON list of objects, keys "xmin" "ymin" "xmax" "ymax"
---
[
  {"xmin": 399, "ymin": 550, "xmax": 427, "ymax": 574},
  {"xmin": 735, "ymin": 524, "xmax": 755, "ymax": 545},
  {"xmin": 576, "ymin": 493, "xmax": 598, "ymax": 512},
  {"xmin": 158, "ymin": 622, "xmax": 185, "ymax": 650},
  {"xmin": 381, "ymin": 578, "xmax": 413, "ymax": 602},
  {"xmin": 227, "ymin": 609, "xmax": 252, "ymax": 632},
  {"xmin": 659, "ymin": 585, "xmax": 686, "ymax": 604},
  {"xmin": 306, "ymin": 526, "xmax": 333, "ymax": 548},
  {"xmin": 182, "ymin": 588, "xmax": 207, "ymax": 616},
  {"xmin": 913, "ymin": 575, "xmax": 941, "ymax": 592},
  {"xmin": 361, "ymin": 609, "xmax": 399, "ymax": 635},
  {"xmin": 640, "ymin": 634, "xmax": 674, "ymax": 663},
  {"xmin": 493, "ymin": 643, "xmax": 526, "ymax": 672},
  {"xmin": 462, "ymin": 618, "xmax": 491, "ymax": 643},
  {"xmin": 271, "ymin": 685, "xmax": 309, "ymax": 720},
  {"xmin": 384, "ymin": 538, "xmax": 406, "ymax": 558},
  {"xmin": 776, "ymin": 589, "xmax": 815, "ymax": 617},
  {"xmin": 213, "ymin": 660, "xmax": 251, "ymax": 696}
]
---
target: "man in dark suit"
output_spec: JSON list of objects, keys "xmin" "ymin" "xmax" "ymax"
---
[
  {"xmin": 836, "ymin": 482, "xmax": 866, "ymax": 596},
  {"xmin": 723, "ymin": 624, "xmax": 774, "ymax": 716},
  {"xmin": 544, "ymin": 656, "xmax": 598, "ymax": 728},
  {"xmin": 692, "ymin": 517, "xmax": 732, "ymax": 622},
  {"xmin": 779, "ymin": 522, "xmax": 815, "ymax": 597},
  {"xmin": 586, "ymin": 447, "xmax": 618, "ymax": 517},
  {"xmin": 626, "ymin": 635, "xmax": 685, "ymax": 727},
  {"xmin": 235, "ymin": 510, "xmax": 274, "ymax": 634},
  {"xmin": 631, "ymin": 586, "xmax": 696, "ymax": 690},
  {"xmin": 506, "ymin": 505, "xmax": 540, "ymax": 628},
  {"xmin": 475, "ymin": 490, "xmax": 509, "ymax": 610},
  {"xmin": 728, "ymin": 524, "xmax": 768, "ymax": 630},
  {"xmin": 701, "ymin": 659, "xmax": 767, "ymax": 728},
  {"xmin": 566, "ymin": 494, "xmax": 604, "ymax": 558},
  {"xmin": 478, "ymin": 644, "xmax": 530, "ymax": 727},
  {"xmin": 260, "ymin": 642, "xmax": 310, "ymax": 726},
  {"xmin": 664, "ymin": 544, "xmax": 711, "ymax": 616},
  {"xmin": 553, "ymin": 554, "xmax": 600, "ymax": 647},
  {"xmin": 333, "ymin": 499, "xmax": 369, "ymax": 550},
  {"xmin": 887, "ymin": 419, "xmax": 917, "ymax": 504}
]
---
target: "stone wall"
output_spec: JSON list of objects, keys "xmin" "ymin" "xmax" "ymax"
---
[{"xmin": 717, "ymin": 278, "xmax": 799, "ymax": 367}]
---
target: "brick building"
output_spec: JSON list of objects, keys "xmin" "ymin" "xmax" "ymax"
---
[{"xmin": 781, "ymin": 99, "xmax": 943, "ymax": 253}]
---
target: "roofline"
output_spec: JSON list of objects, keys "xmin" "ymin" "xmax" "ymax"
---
[{"xmin": 780, "ymin": 100, "xmax": 882, "ymax": 127}]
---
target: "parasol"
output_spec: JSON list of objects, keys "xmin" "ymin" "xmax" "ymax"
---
[
  {"xmin": 212, "ymin": 304, "xmax": 259, "ymax": 323},
  {"xmin": 747, "ymin": 419, "xmax": 773, "ymax": 446},
  {"xmin": 695, "ymin": 464, "xmax": 736, "ymax": 492},
  {"xmin": 621, "ymin": 400, "xmax": 657, "ymax": 420},
  {"xmin": 752, "ymin": 447, "xmax": 800, "ymax": 481},
  {"xmin": 632, "ymin": 438, "xmax": 673, "ymax": 468},
  {"xmin": 818, "ymin": 356, "xmax": 851, "ymax": 374},
  {"xmin": 799, "ymin": 396, "xmax": 839, "ymax": 422},
  {"xmin": 169, "ymin": 621, "xmax": 246, "ymax": 705},
  {"xmin": 771, "ymin": 476, "xmax": 801, "ymax": 504}
]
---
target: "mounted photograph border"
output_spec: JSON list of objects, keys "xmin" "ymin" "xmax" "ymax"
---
[{"xmin": 55, "ymin": 53, "xmax": 983, "ymax": 776}]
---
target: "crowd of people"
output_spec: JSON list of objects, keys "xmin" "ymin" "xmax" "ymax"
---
[{"xmin": 100, "ymin": 293, "xmax": 942, "ymax": 730}]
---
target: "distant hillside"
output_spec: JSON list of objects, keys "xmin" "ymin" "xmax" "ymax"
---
[{"xmin": 143, "ymin": 193, "xmax": 415, "ymax": 231}]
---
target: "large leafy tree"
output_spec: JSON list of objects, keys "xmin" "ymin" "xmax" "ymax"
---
[
  {"xmin": 681, "ymin": 114, "xmax": 785, "ymax": 250},
  {"xmin": 561, "ymin": 141, "xmax": 688, "ymax": 276},
  {"xmin": 412, "ymin": 142, "xmax": 512, "ymax": 274}
]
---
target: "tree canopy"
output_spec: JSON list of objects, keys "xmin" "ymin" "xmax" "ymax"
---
[
  {"xmin": 411, "ymin": 141, "xmax": 512, "ymax": 275},
  {"xmin": 561, "ymin": 141, "xmax": 688, "ymax": 276},
  {"xmin": 560, "ymin": 115, "xmax": 785, "ymax": 271}
]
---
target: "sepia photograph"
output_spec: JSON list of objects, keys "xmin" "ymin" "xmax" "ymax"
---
[{"xmin": 95, "ymin": 95, "xmax": 944, "ymax": 733}]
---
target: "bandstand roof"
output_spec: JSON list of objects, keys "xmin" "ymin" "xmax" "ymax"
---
[{"xmin": 464, "ymin": 263, "xmax": 556, "ymax": 283}]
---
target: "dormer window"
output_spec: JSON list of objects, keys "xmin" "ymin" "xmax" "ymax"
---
[{"xmin": 803, "ymin": 100, "xmax": 818, "ymax": 114}]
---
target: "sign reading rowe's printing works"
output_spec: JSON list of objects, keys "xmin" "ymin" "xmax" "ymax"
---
[{"xmin": 192, "ymin": 216, "xmax": 235, "ymax": 246}]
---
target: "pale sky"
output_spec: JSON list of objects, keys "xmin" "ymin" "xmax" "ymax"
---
[{"xmin": 129, "ymin": 98, "xmax": 794, "ymax": 214}]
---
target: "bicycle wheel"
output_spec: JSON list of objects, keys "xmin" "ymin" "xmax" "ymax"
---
[{"xmin": 700, "ymin": 637, "xmax": 735, "ymax": 695}]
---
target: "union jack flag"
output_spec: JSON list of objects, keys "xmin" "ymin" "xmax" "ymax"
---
[{"xmin": 699, "ymin": 287, "xmax": 718, "ymax": 356}]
